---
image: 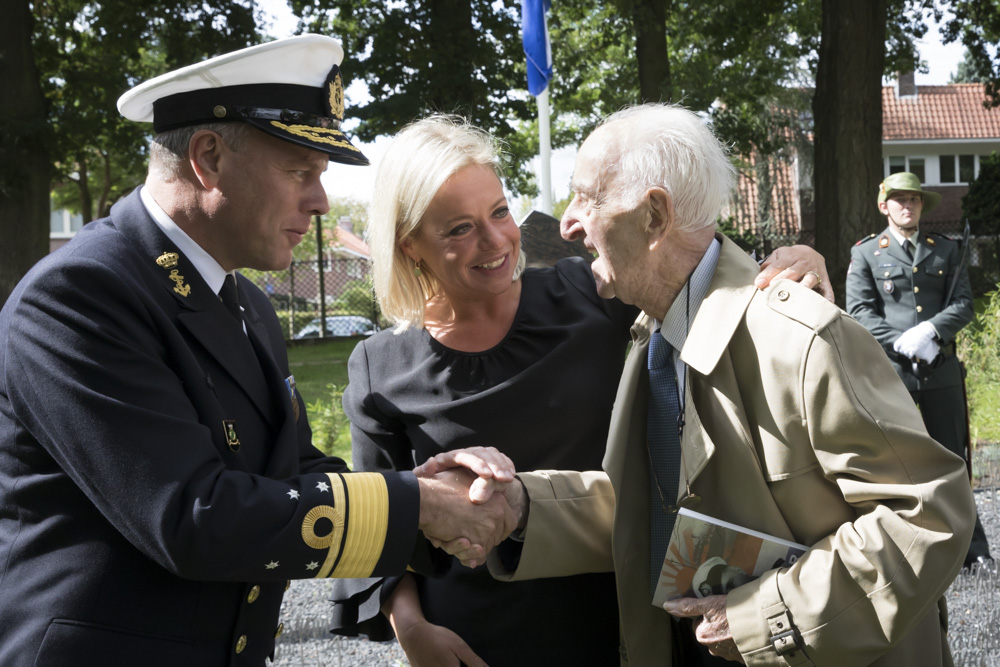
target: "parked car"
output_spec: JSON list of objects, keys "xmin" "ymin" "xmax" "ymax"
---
[{"xmin": 293, "ymin": 315, "xmax": 379, "ymax": 340}]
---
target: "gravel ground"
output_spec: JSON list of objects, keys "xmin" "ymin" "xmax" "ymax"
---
[{"xmin": 271, "ymin": 464, "xmax": 1000, "ymax": 667}]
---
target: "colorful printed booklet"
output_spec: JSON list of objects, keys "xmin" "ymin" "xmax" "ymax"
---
[{"xmin": 652, "ymin": 508, "xmax": 808, "ymax": 606}]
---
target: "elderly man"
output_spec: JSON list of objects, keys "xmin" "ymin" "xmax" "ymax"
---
[
  {"xmin": 458, "ymin": 105, "xmax": 974, "ymax": 665},
  {"xmin": 0, "ymin": 35, "xmax": 513, "ymax": 666}
]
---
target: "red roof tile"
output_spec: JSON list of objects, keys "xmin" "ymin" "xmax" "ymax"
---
[{"xmin": 883, "ymin": 84, "xmax": 1000, "ymax": 140}]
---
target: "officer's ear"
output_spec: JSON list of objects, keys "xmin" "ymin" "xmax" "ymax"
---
[
  {"xmin": 877, "ymin": 200, "xmax": 890, "ymax": 216},
  {"xmin": 189, "ymin": 130, "xmax": 226, "ymax": 190}
]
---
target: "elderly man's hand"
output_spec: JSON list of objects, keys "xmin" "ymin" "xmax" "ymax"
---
[
  {"xmin": 756, "ymin": 245, "xmax": 834, "ymax": 302},
  {"xmin": 414, "ymin": 450, "xmax": 519, "ymax": 568},
  {"xmin": 663, "ymin": 596, "xmax": 745, "ymax": 663}
]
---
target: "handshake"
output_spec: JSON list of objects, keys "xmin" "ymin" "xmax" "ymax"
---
[{"xmin": 413, "ymin": 447, "xmax": 527, "ymax": 568}]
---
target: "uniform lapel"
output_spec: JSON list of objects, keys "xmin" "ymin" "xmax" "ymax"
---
[{"xmin": 110, "ymin": 189, "xmax": 278, "ymax": 426}]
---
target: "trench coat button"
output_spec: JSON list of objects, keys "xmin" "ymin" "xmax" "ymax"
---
[
  {"xmin": 777, "ymin": 290, "xmax": 790, "ymax": 301},
  {"xmin": 275, "ymin": 622, "xmax": 285, "ymax": 638},
  {"xmin": 913, "ymin": 266, "xmax": 919, "ymax": 274},
  {"xmin": 913, "ymin": 286, "xmax": 920, "ymax": 293},
  {"xmin": 916, "ymin": 305, "xmax": 923, "ymax": 313},
  {"xmin": 247, "ymin": 585, "xmax": 261, "ymax": 604},
  {"xmin": 235, "ymin": 635, "xmax": 247, "ymax": 654}
]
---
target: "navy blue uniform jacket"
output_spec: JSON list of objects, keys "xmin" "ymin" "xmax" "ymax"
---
[{"xmin": 0, "ymin": 190, "xmax": 420, "ymax": 665}]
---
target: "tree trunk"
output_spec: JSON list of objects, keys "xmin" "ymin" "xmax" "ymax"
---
[
  {"xmin": 813, "ymin": 0, "xmax": 887, "ymax": 307},
  {"xmin": 76, "ymin": 152, "xmax": 94, "ymax": 224},
  {"xmin": 426, "ymin": 0, "xmax": 476, "ymax": 113},
  {"xmin": 632, "ymin": 0, "xmax": 672, "ymax": 103},
  {"xmin": 0, "ymin": 0, "xmax": 50, "ymax": 308}
]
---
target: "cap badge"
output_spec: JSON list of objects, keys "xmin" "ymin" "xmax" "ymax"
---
[{"xmin": 328, "ymin": 71, "xmax": 345, "ymax": 119}]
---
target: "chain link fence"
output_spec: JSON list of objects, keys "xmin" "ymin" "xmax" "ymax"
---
[
  {"xmin": 743, "ymin": 219, "xmax": 1000, "ymax": 298},
  {"xmin": 243, "ymin": 257, "xmax": 380, "ymax": 342}
]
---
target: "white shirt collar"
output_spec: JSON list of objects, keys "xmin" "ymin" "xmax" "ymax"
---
[
  {"xmin": 888, "ymin": 226, "xmax": 919, "ymax": 249},
  {"xmin": 139, "ymin": 185, "xmax": 231, "ymax": 295},
  {"xmin": 656, "ymin": 236, "xmax": 721, "ymax": 351}
]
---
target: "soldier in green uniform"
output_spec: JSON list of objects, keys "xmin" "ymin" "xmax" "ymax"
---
[{"xmin": 846, "ymin": 171, "xmax": 992, "ymax": 570}]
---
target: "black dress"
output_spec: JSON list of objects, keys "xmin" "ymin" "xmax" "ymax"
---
[{"xmin": 331, "ymin": 257, "xmax": 639, "ymax": 666}]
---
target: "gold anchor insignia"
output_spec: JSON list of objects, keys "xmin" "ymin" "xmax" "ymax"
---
[
  {"xmin": 169, "ymin": 269, "xmax": 191, "ymax": 297},
  {"xmin": 223, "ymin": 420, "xmax": 241, "ymax": 452},
  {"xmin": 156, "ymin": 252, "xmax": 179, "ymax": 269}
]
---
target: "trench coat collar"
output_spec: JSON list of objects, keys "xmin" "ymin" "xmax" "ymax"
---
[{"xmin": 628, "ymin": 234, "xmax": 759, "ymax": 484}]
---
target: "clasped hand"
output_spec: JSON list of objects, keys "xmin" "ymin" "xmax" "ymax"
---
[
  {"xmin": 893, "ymin": 321, "xmax": 940, "ymax": 362},
  {"xmin": 413, "ymin": 447, "xmax": 524, "ymax": 568}
]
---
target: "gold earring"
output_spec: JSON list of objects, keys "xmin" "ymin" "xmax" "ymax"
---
[{"xmin": 413, "ymin": 260, "xmax": 422, "ymax": 278}]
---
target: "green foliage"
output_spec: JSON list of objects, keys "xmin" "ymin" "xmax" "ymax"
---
[
  {"xmin": 31, "ymin": 0, "xmax": 264, "ymax": 221},
  {"xmin": 958, "ymin": 288, "xmax": 1000, "ymax": 444},
  {"xmin": 717, "ymin": 216, "xmax": 760, "ymax": 254},
  {"xmin": 291, "ymin": 0, "xmax": 536, "ymax": 192},
  {"xmin": 305, "ymin": 384, "xmax": 352, "ymax": 461},
  {"xmin": 952, "ymin": 48, "xmax": 988, "ymax": 83},
  {"xmin": 962, "ymin": 152, "xmax": 1000, "ymax": 237}
]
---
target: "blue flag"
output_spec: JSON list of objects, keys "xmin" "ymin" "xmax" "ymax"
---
[{"xmin": 522, "ymin": 0, "xmax": 552, "ymax": 96}]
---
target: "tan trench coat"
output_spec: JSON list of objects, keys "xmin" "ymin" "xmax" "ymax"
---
[{"xmin": 489, "ymin": 235, "xmax": 974, "ymax": 666}]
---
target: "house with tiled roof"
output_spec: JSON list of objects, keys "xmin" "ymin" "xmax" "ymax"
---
[
  {"xmin": 881, "ymin": 73, "xmax": 1000, "ymax": 224},
  {"xmin": 728, "ymin": 75, "xmax": 1000, "ymax": 242}
]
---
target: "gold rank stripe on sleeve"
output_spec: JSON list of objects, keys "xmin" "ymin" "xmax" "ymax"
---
[
  {"xmin": 331, "ymin": 472, "xmax": 390, "ymax": 578},
  {"xmin": 301, "ymin": 472, "xmax": 389, "ymax": 578}
]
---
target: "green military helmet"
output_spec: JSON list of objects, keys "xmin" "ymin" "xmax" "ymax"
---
[{"xmin": 877, "ymin": 172, "xmax": 941, "ymax": 213}]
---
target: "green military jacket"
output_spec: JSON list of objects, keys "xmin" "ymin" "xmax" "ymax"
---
[{"xmin": 845, "ymin": 227, "xmax": 973, "ymax": 391}]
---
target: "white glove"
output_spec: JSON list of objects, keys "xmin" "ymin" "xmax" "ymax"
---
[{"xmin": 892, "ymin": 321, "xmax": 940, "ymax": 362}]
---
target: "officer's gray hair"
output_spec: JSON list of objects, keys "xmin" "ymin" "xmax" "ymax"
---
[
  {"xmin": 595, "ymin": 104, "xmax": 735, "ymax": 234},
  {"xmin": 148, "ymin": 123, "xmax": 253, "ymax": 181}
]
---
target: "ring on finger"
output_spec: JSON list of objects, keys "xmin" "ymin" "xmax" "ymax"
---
[{"xmin": 806, "ymin": 270, "xmax": 823, "ymax": 286}]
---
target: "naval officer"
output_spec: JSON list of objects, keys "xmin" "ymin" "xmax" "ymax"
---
[{"xmin": 0, "ymin": 35, "xmax": 515, "ymax": 666}]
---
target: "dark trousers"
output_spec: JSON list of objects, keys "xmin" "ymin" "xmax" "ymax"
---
[{"xmin": 912, "ymin": 386, "xmax": 991, "ymax": 563}]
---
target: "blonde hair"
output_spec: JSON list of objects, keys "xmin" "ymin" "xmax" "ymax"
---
[{"xmin": 367, "ymin": 115, "xmax": 526, "ymax": 332}]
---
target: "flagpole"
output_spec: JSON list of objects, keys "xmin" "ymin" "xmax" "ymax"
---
[{"xmin": 538, "ymin": 88, "xmax": 552, "ymax": 215}]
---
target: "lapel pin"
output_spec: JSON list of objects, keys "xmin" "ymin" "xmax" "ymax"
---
[
  {"xmin": 285, "ymin": 375, "xmax": 300, "ymax": 421},
  {"xmin": 223, "ymin": 420, "xmax": 241, "ymax": 452}
]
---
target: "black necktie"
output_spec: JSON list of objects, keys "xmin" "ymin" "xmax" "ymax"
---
[
  {"xmin": 902, "ymin": 240, "xmax": 914, "ymax": 260},
  {"xmin": 647, "ymin": 329, "xmax": 682, "ymax": 594},
  {"xmin": 220, "ymin": 274, "xmax": 242, "ymax": 323}
]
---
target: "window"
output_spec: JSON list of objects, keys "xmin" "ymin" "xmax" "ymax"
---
[
  {"xmin": 959, "ymin": 155, "xmax": 975, "ymax": 183},
  {"xmin": 938, "ymin": 154, "xmax": 977, "ymax": 184},
  {"xmin": 908, "ymin": 158, "xmax": 925, "ymax": 183},
  {"xmin": 888, "ymin": 156, "xmax": 906, "ymax": 175},
  {"xmin": 49, "ymin": 208, "xmax": 84, "ymax": 237},
  {"xmin": 885, "ymin": 156, "xmax": 926, "ymax": 182},
  {"xmin": 940, "ymin": 155, "xmax": 956, "ymax": 183}
]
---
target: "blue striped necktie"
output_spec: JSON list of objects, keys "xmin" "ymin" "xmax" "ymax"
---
[{"xmin": 648, "ymin": 329, "xmax": 682, "ymax": 594}]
